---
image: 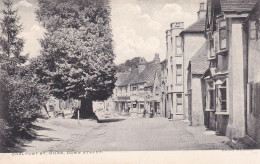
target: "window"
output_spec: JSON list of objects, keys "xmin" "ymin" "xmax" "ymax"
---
[
  {"xmin": 214, "ymin": 32, "xmax": 219, "ymax": 52},
  {"xmin": 176, "ymin": 94, "xmax": 183, "ymax": 114},
  {"xmin": 207, "ymin": 33, "xmax": 216, "ymax": 59},
  {"xmin": 120, "ymin": 87, "xmax": 122, "ymax": 95},
  {"xmin": 176, "ymin": 64, "xmax": 182, "ymax": 85},
  {"xmin": 139, "ymin": 85, "xmax": 144, "ymax": 91},
  {"xmin": 250, "ymin": 20, "xmax": 257, "ymax": 40},
  {"xmin": 155, "ymin": 86, "xmax": 160, "ymax": 95},
  {"xmin": 219, "ymin": 20, "xmax": 227, "ymax": 50},
  {"xmin": 216, "ymin": 80, "xmax": 227, "ymax": 112},
  {"xmin": 206, "ymin": 81, "xmax": 215, "ymax": 110},
  {"xmin": 132, "ymin": 86, "xmax": 137, "ymax": 95},
  {"xmin": 200, "ymin": 3, "xmax": 204, "ymax": 10},
  {"xmin": 133, "ymin": 104, "xmax": 137, "ymax": 108},
  {"xmin": 175, "ymin": 36, "xmax": 182, "ymax": 56}
]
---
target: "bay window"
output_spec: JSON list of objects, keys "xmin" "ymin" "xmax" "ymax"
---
[
  {"xmin": 207, "ymin": 33, "xmax": 216, "ymax": 59},
  {"xmin": 216, "ymin": 79, "xmax": 227, "ymax": 113},
  {"xmin": 214, "ymin": 31, "xmax": 219, "ymax": 52},
  {"xmin": 219, "ymin": 20, "xmax": 227, "ymax": 50}
]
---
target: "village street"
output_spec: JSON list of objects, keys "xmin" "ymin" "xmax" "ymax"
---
[{"xmin": 20, "ymin": 117, "xmax": 232, "ymax": 152}]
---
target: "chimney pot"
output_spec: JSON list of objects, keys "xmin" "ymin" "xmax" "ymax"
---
[
  {"xmin": 197, "ymin": 3, "xmax": 206, "ymax": 20},
  {"xmin": 154, "ymin": 53, "xmax": 160, "ymax": 64}
]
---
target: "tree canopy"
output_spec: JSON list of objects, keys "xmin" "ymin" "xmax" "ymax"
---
[
  {"xmin": 0, "ymin": 0, "xmax": 27, "ymax": 74},
  {"xmin": 36, "ymin": 0, "xmax": 116, "ymax": 118},
  {"xmin": 0, "ymin": 0, "xmax": 49, "ymax": 152},
  {"xmin": 116, "ymin": 57, "xmax": 147, "ymax": 73}
]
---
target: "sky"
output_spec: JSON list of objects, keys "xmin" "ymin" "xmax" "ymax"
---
[{"xmin": 0, "ymin": 0, "xmax": 206, "ymax": 65}]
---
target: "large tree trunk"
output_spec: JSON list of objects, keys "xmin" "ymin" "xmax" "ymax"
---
[{"xmin": 73, "ymin": 97, "xmax": 98, "ymax": 120}]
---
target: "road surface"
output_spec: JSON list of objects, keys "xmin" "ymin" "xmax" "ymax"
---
[{"xmin": 21, "ymin": 117, "xmax": 231, "ymax": 152}]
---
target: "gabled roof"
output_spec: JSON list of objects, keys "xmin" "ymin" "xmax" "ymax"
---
[
  {"xmin": 180, "ymin": 17, "xmax": 206, "ymax": 35},
  {"xmin": 118, "ymin": 69, "xmax": 139, "ymax": 86},
  {"xmin": 115, "ymin": 72, "xmax": 131, "ymax": 86},
  {"xmin": 117, "ymin": 58, "xmax": 161, "ymax": 87},
  {"xmin": 189, "ymin": 42, "xmax": 209, "ymax": 75},
  {"xmin": 130, "ymin": 62, "xmax": 160, "ymax": 84},
  {"xmin": 221, "ymin": 0, "xmax": 257, "ymax": 13}
]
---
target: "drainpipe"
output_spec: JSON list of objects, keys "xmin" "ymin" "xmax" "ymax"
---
[{"xmin": 242, "ymin": 20, "xmax": 249, "ymax": 135}]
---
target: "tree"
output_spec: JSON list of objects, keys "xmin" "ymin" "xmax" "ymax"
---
[
  {"xmin": 0, "ymin": 0, "xmax": 50, "ymax": 152},
  {"xmin": 0, "ymin": 0, "xmax": 27, "ymax": 75},
  {"xmin": 117, "ymin": 57, "xmax": 147, "ymax": 72},
  {"xmin": 36, "ymin": 0, "xmax": 116, "ymax": 119}
]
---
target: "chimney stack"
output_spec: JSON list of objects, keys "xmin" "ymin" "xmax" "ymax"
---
[
  {"xmin": 138, "ymin": 58, "xmax": 146, "ymax": 73},
  {"xmin": 154, "ymin": 53, "xmax": 160, "ymax": 64},
  {"xmin": 170, "ymin": 22, "xmax": 184, "ymax": 30},
  {"xmin": 197, "ymin": 2, "xmax": 206, "ymax": 20}
]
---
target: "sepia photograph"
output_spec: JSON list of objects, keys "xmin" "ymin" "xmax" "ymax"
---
[{"xmin": 0, "ymin": 0, "xmax": 260, "ymax": 163}]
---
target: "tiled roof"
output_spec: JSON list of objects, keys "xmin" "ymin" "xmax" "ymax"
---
[
  {"xmin": 180, "ymin": 17, "xmax": 206, "ymax": 35},
  {"xmin": 190, "ymin": 42, "xmax": 209, "ymax": 75},
  {"xmin": 117, "ymin": 59, "xmax": 161, "ymax": 87},
  {"xmin": 221, "ymin": 0, "xmax": 257, "ymax": 12},
  {"xmin": 131, "ymin": 62, "xmax": 161, "ymax": 84},
  {"xmin": 115, "ymin": 72, "xmax": 131, "ymax": 86},
  {"xmin": 118, "ymin": 69, "xmax": 139, "ymax": 86}
]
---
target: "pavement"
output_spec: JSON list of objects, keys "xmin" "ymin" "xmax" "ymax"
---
[{"xmin": 21, "ymin": 117, "xmax": 232, "ymax": 152}]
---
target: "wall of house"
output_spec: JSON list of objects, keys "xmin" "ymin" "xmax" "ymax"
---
[
  {"xmin": 183, "ymin": 33, "xmax": 205, "ymax": 120},
  {"xmin": 226, "ymin": 18, "xmax": 246, "ymax": 139},
  {"xmin": 208, "ymin": 112, "xmax": 217, "ymax": 130},
  {"xmin": 171, "ymin": 93, "xmax": 184, "ymax": 120},
  {"xmin": 248, "ymin": 29, "xmax": 260, "ymax": 83},
  {"xmin": 246, "ymin": 82, "xmax": 260, "ymax": 146},
  {"xmin": 191, "ymin": 75, "xmax": 204, "ymax": 126},
  {"xmin": 217, "ymin": 115, "xmax": 229, "ymax": 135},
  {"xmin": 246, "ymin": 11, "xmax": 260, "ymax": 146},
  {"xmin": 166, "ymin": 94, "xmax": 172, "ymax": 118}
]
